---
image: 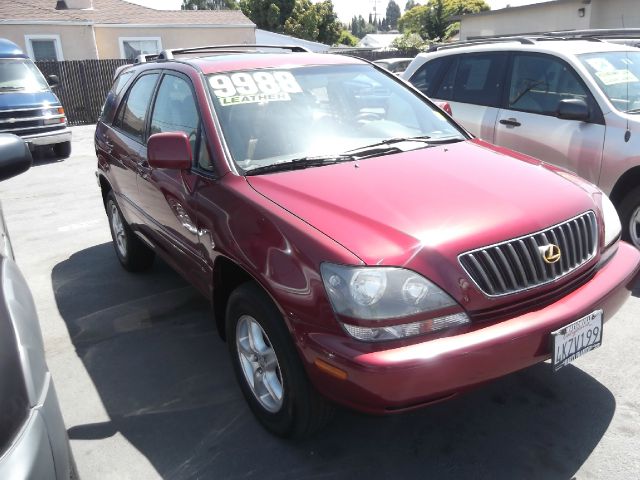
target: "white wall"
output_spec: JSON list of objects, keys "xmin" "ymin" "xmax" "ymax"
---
[
  {"xmin": 590, "ymin": 0, "xmax": 640, "ymax": 29},
  {"xmin": 459, "ymin": 0, "xmax": 591, "ymax": 39}
]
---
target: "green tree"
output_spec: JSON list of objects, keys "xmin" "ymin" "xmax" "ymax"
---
[
  {"xmin": 336, "ymin": 30, "xmax": 358, "ymax": 46},
  {"xmin": 398, "ymin": 0, "xmax": 489, "ymax": 40},
  {"xmin": 405, "ymin": 0, "xmax": 417, "ymax": 11},
  {"xmin": 181, "ymin": 0, "xmax": 237, "ymax": 9},
  {"xmin": 283, "ymin": 0, "xmax": 341, "ymax": 45},
  {"xmin": 239, "ymin": 0, "xmax": 295, "ymax": 32},
  {"xmin": 386, "ymin": 1, "xmax": 401, "ymax": 30}
]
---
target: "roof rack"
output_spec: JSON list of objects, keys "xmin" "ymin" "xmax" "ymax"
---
[
  {"xmin": 431, "ymin": 36, "xmax": 535, "ymax": 51},
  {"xmin": 134, "ymin": 53, "xmax": 159, "ymax": 64},
  {"xmin": 546, "ymin": 28, "xmax": 640, "ymax": 39},
  {"xmin": 156, "ymin": 44, "xmax": 310, "ymax": 60}
]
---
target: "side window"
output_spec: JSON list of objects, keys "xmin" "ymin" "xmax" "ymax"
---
[
  {"xmin": 508, "ymin": 54, "xmax": 589, "ymax": 115},
  {"xmin": 409, "ymin": 57, "xmax": 448, "ymax": 97},
  {"xmin": 101, "ymin": 70, "xmax": 135, "ymax": 122},
  {"xmin": 114, "ymin": 73, "xmax": 159, "ymax": 141},
  {"xmin": 150, "ymin": 74, "xmax": 199, "ymax": 153},
  {"xmin": 451, "ymin": 53, "xmax": 508, "ymax": 107},
  {"xmin": 435, "ymin": 57, "xmax": 458, "ymax": 100}
]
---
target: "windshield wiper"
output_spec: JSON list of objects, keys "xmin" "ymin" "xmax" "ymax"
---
[
  {"xmin": 0, "ymin": 86, "xmax": 25, "ymax": 91},
  {"xmin": 244, "ymin": 154, "xmax": 355, "ymax": 176},
  {"xmin": 344, "ymin": 135, "xmax": 463, "ymax": 158},
  {"xmin": 626, "ymin": 108, "xmax": 640, "ymax": 114}
]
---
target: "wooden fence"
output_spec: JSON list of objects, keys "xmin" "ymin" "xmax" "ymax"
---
[
  {"xmin": 34, "ymin": 50, "xmax": 419, "ymax": 126},
  {"xmin": 35, "ymin": 59, "xmax": 130, "ymax": 126}
]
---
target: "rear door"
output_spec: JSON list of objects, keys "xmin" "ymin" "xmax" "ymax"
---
[
  {"xmin": 494, "ymin": 53, "xmax": 605, "ymax": 184},
  {"xmin": 136, "ymin": 71, "xmax": 210, "ymax": 293},
  {"xmin": 416, "ymin": 53, "xmax": 508, "ymax": 142},
  {"xmin": 103, "ymin": 72, "xmax": 160, "ymax": 223}
]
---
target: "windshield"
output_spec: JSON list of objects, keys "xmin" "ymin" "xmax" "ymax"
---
[
  {"xmin": 579, "ymin": 51, "xmax": 640, "ymax": 113},
  {"xmin": 207, "ymin": 64, "xmax": 466, "ymax": 173},
  {"xmin": 0, "ymin": 59, "xmax": 50, "ymax": 93}
]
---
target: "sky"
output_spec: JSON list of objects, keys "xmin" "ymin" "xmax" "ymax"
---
[{"xmin": 127, "ymin": 0, "xmax": 550, "ymax": 23}]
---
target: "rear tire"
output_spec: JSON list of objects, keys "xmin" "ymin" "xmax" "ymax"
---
[
  {"xmin": 105, "ymin": 191, "xmax": 155, "ymax": 272},
  {"xmin": 53, "ymin": 141, "xmax": 71, "ymax": 159},
  {"xmin": 226, "ymin": 282, "xmax": 333, "ymax": 438},
  {"xmin": 618, "ymin": 186, "xmax": 640, "ymax": 249}
]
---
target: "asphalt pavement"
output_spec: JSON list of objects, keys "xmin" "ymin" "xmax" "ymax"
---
[{"xmin": 0, "ymin": 125, "xmax": 638, "ymax": 479}]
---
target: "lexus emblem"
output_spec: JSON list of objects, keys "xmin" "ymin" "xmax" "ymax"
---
[{"xmin": 540, "ymin": 244, "xmax": 562, "ymax": 264}]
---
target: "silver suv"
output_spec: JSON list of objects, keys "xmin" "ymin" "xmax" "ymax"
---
[{"xmin": 403, "ymin": 38, "xmax": 640, "ymax": 247}]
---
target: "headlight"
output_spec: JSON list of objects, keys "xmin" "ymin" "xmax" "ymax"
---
[
  {"xmin": 601, "ymin": 192, "xmax": 621, "ymax": 247},
  {"xmin": 321, "ymin": 263, "xmax": 469, "ymax": 341}
]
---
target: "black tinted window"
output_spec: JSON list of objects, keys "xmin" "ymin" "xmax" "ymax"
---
[
  {"xmin": 451, "ymin": 53, "xmax": 507, "ymax": 107},
  {"xmin": 508, "ymin": 54, "xmax": 589, "ymax": 115},
  {"xmin": 435, "ymin": 57, "xmax": 458, "ymax": 100},
  {"xmin": 101, "ymin": 70, "xmax": 135, "ymax": 121},
  {"xmin": 409, "ymin": 57, "xmax": 448, "ymax": 97},
  {"xmin": 114, "ymin": 73, "xmax": 159, "ymax": 141},
  {"xmin": 150, "ymin": 74, "xmax": 199, "ymax": 152}
]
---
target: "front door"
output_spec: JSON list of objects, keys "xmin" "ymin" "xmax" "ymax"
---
[
  {"xmin": 494, "ymin": 53, "xmax": 605, "ymax": 184},
  {"xmin": 136, "ymin": 72, "xmax": 210, "ymax": 293}
]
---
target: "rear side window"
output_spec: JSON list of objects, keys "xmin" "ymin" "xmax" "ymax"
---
[
  {"xmin": 409, "ymin": 57, "xmax": 449, "ymax": 97},
  {"xmin": 113, "ymin": 73, "xmax": 159, "ymax": 142},
  {"xmin": 101, "ymin": 70, "xmax": 135, "ymax": 121},
  {"xmin": 451, "ymin": 53, "xmax": 507, "ymax": 107},
  {"xmin": 508, "ymin": 53, "xmax": 589, "ymax": 115}
]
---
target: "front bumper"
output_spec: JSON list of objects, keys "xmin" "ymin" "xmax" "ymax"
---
[
  {"xmin": 22, "ymin": 128, "xmax": 71, "ymax": 147},
  {"xmin": 303, "ymin": 241, "xmax": 640, "ymax": 414},
  {"xmin": 0, "ymin": 373, "xmax": 72, "ymax": 480}
]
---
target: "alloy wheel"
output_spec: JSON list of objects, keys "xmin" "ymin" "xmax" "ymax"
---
[
  {"xmin": 110, "ymin": 202, "xmax": 127, "ymax": 257},
  {"xmin": 235, "ymin": 314, "xmax": 284, "ymax": 413}
]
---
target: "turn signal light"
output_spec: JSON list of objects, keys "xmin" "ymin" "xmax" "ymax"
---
[{"xmin": 314, "ymin": 358, "xmax": 348, "ymax": 380}]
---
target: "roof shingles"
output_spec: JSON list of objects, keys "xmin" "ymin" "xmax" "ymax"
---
[{"xmin": 1, "ymin": 0, "xmax": 254, "ymax": 25}]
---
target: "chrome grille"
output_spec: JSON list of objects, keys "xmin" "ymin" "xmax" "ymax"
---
[{"xmin": 459, "ymin": 211, "xmax": 597, "ymax": 297}]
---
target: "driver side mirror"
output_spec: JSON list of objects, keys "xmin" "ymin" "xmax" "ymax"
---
[
  {"xmin": 0, "ymin": 134, "xmax": 32, "ymax": 182},
  {"xmin": 147, "ymin": 132, "xmax": 192, "ymax": 170},
  {"xmin": 556, "ymin": 98, "xmax": 589, "ymax": 121},
  {"xmin": 47, "ymin": 74, "xmax": 60, "ymax": 88}
]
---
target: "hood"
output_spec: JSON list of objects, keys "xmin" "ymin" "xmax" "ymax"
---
[
  {"xmin": 0, "ymin": 90, "xmax": 58, "ymax": 110},
  {"xmin": 247, "ymin": 140, "xmax": 596, "ymax": 267}
]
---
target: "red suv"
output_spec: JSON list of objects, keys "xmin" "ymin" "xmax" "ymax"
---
[{"xmin": 95, "ymin": 46, "xmax": 640, "ymax": 437}]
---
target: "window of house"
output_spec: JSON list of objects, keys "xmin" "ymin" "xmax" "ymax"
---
[
  {"xmin": 24, "ymin": 35, "xmax": 63, "ymax": 61},
  {"xmin": 119, "ymin": 37, "xmax": 162, "ymax": 60},
  {"xmin": 114, "ymin": 73, "xmax": 159, "ymax": 142}
]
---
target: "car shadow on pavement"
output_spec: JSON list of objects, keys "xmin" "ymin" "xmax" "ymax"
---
[{"xmin": 53, "ymin": 243, "xmax": 616, "ymax": 480}]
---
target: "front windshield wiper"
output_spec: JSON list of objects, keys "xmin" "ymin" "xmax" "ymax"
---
[
  {"xmin": 244, "ymin": 154, "xmax": 355, "ymax": 176},
  {"xmin": 344, "ymin": 135, "xmax": 464, "ymax": 157},
  {"xmin": 626, "ymin": 108, "xmax": 640, "ymax": 114},
  {"xmin": 0, "ymin": 86, "xmax": 25, "ymax": 91}
]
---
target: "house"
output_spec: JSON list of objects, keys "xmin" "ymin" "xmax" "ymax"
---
[
  {"xmin": 459, "ymin": 0, "xmax": 640, "ymax": 40},
  {"xmin": 255, "ymin": 29, "xmax": 329, "ymax": 53},
  {"xmin": 357, "ymin": 33, "xmax": 403, "ymax": 51},
  {"xmin": 0, "ymin": 0, "xmax": 255, "ymax": 61}
]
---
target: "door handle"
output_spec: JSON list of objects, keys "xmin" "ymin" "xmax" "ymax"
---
[{"xmin": 499, "ymin": 118, "xmax": 521, "ymax": 127}]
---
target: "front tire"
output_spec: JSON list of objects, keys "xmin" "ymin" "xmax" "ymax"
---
[
  {"xmin": 226, "ymin": 282, "xmax": 333, "ymax": 438},
  {"xmin": 618, "ymin": 186, "xmax": 640, "ymax": 249},
  {"xmin": 53, "ymin": 141, "xmax": 71, "ymax": 159},
  {"xmin": 105, "ymin": 191, "xmax": 155, "ymax": 272}
]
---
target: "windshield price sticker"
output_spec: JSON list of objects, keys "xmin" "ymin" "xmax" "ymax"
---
[
  {"xmin": 551, "ymin": 310, "xmax": 603, "ymax": 371},
  {"xmin": 595, "ymin": 69, "xmax": 639, "ymax": 86},
  {"xmin": 210, "ymin": 71, "xmax": 303, "ymax": 106}
]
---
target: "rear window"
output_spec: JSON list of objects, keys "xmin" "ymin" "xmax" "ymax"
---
[
  {"xmin": 409, "ymin": 57, "xmax": 449, "ymax": 97},
  {"xmin": 451, "ymin": 53, "xmax": 507, "ymax": 107},
  {"xmin": 113, "ymin": 73, "xmax": 159, "ymax": 142},
  {"xmin": 100, "ymin": 69, "xmax": 135, "ymax": 121}
]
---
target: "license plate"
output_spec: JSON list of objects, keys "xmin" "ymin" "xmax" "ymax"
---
[{"xmin": 551, "ymin": 310, "xmax": 603, "ymax": 372}]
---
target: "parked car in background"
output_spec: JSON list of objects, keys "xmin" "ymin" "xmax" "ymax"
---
[
  {"xmin": 403, "ymin": 37, "xmax": 640, "ymax": 248},
  {"xmin": 373, "ymin": 57, "xmax": 414, "ymax": 75},
  {"xmin": 0, "ymin": 38, "xmax": 71, "ymax": 158},
  {"xmin": 0, "ymin": 134, "xmax": 73, "ymax": 479},
  {"xmin": 95, "ymin": 45, "xmax": 639, "ymax": 438}
]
